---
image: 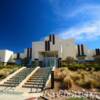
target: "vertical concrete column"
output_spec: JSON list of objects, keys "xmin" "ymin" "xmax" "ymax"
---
[
  {"xmin": 81, "ymin": 44, "xmax": 84, "ymax": 56},
  {"xmin": 77, "ymin": 44, "xmax": 80, "ymax": 56}
]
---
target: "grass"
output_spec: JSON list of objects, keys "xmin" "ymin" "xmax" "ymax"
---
[
  {"xmin": 0, "ymin": 64, "xmax": 20, "ymax": 80},
  {"xmin": 54, "ymin": 67, "xmax": 100, "ymax": 90}
]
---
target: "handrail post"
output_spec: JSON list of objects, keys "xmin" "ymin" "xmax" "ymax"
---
[{"xmin": 51, "ymin": 70, "xmax": 54, "ymax": 89}]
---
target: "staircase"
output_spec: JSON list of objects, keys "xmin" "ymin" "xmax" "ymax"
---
[
  {"xmin": 0, "ymin": 68, "xmax": 34, "ymax": 87},
  {"xmin": 22, "ymin": 67, "xmax": 52, "ymax": 92}
]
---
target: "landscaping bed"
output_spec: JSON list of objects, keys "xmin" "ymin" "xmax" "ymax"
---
[{"xmin": 0, "ymin": 65, "xmax": 20, "ymax": 80}]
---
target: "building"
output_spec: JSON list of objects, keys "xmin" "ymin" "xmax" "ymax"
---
[
  {"xmin": 0, "ymin": 49, "xmax": 14, "ymax": 65},
  {"xmin": 32, "ymin": 35, "xmax": 76, "ymax": 67},
  {"xmin": 31, "ymin": 35, "xmax": 96, "ymax": 67},
  {"xmin": 0, "ymin": 34, "xmax": 99, "ymax": 66}
]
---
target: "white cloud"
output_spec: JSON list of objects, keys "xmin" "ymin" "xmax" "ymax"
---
[
  {"xmin": 58, "ymin": 21, "xmax": 100, "ymax": 41},
  {"xmin": 49, "ymin": 0, "xmax": 100, "ymax": 19},
  {"xmin": 48, "ymin": 0, "xmax": 100, "ymax": 41},
  {"xmin": 64, "ymin": 4, "xmax": 100, "ymax": 19}
]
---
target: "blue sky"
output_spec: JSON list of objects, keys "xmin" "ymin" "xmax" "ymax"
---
[{"xmin": 0, "ymin": 0, "xmax": 100, "ymax": 52}]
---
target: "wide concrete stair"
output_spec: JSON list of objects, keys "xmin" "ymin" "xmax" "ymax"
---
[
  {"xmin": 0, "ymin": 68, "xmax": 34, "ymax": 87},
  {"xmin": 22, "ymin": 67, "xmax": 52, "ymax": 92}
]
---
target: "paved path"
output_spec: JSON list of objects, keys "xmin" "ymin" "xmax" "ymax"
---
[{"xmin": 0, "ymin": 92, "xmax": 42, "ymax": 100}]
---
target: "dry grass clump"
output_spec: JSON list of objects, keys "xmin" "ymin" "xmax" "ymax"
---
[
  {"xmin": 61, "ymin": 67, "xmax": 71, "ymax": 76},
  {"xmin": 71, "ymin": 71, "xmax": 100, "ymax": 89},
  {"xmin": 0, "ymin": 65, "xmax": 19, "ymax": 80},
  {"xmin": 75, "ymin": 79, "xmax": 91, "ymax": 89},
  {"xmin": 54, "ymin": 68, "xmax": 73, "ymax": 90},
  {"xmin": 63, "ymin": 76, "xmax": 73, "ymax": 89},
  {"xmin": 54, "ymin": 69, "xmax": 64, "ymax": 81},
  {"xmin": 54, "ymin": 68, "xmax": 100, "ymax": 90},
  {"xmin": 92, "ymin": 71, "xmax": 100, "ymax": 80},
  {"xmin": 54, "ymin": 67, "xmax": 70, "ymax": 81},
  {"xmin": 90, "ymin": 79, "xmax": 100, "ymax": 88},
  {"xmin": 70, "ymin": 73, "xmax": 82, "ymax": 81},
  {"xmin": 75, "ymin": 78, "xmax": 100, "ymax": 89},
  {"xmin": 0, "ymin": 72, "xmax": 6, "ymax": 79}
]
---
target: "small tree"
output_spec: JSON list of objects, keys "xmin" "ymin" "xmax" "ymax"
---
[
  {"xmin": 66, "ymin": 57, "xmax": 75, "ymax": 67},
  {"xmin": 95, "ymin": 57, "xmax": 100, "ymax": 65}
]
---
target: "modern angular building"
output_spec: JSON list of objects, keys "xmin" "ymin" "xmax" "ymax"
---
[
  {"xmin": 32, "ymin": 35, "xmax": 76, "ymax": 67},
  {"xmin": 31, "ymin": 34, "xmax": 96, "ymax": 67},
  {"xmin": 0, "ymin": 34, "xmax": 99, "ymax": 66},
  {"xmin": 0, "ymin": 50, "xmax": 14, "ymax": 65}
]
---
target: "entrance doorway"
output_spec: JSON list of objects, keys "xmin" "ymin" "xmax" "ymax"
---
[
  {"xmin": 39, "ymin": 51, "xmax": 58, "ymax": 67},
  {"xmin": 43, "ymin": 57, "xmax": 57, "ymax": 67}
]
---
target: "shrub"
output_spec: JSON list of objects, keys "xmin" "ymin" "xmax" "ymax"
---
[
  {"xmin": 54, "ymin": 67, "xmax": 100, "ymax": 90},
  {"xmin": 61, "ymin": 61, "xmax": 67, "ymax": 67},
  {"xmin": 76, "ymin": 79, "xmax": 91, "ymax": 89},
  {"xmin": 71, "ymin": 74, "xmax": 81, "ymax": 81},
  {"xmin": 90, "ymin": 79, "xmax": 100, "ymax": 89},
  {"xmin": 0, "ymin": 74, "xmax": 6, "ymax": 79},
  {"xmin": 68, "ymin": 64, "xmax": 86, "ymax": 71},
  {"xmin": 65, "ymin": 57, "xmax": 75, "ymax": 66},
  {"xmin": 76, "ymin": 78, "xmax": 97, "ymax": 89},
  {"xmin": 0, "ymin": 65, "xmax": 19, "ymax": 80},
  {"xmin": 63, "ymin": 76, "xmax": 73, "ymax": 89},
  {"xmin": 54, "ymin": 69, "xmax": 64, "ymax": 81},
  {"xmin": 85, "ymin": 63, "xmax": 100, "ymax": 71}
]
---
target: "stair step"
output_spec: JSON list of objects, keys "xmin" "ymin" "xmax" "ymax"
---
[
  {"xmin": 0, "ymin": 84, "xmax": 17, "ymax": 87},
  {"xmin": 25, "ymin": 82, "xmax": 44, "ymax": 85}
]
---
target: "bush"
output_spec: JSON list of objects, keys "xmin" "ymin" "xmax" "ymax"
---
[
  {"xmin": 75, "ymin": 79, "xmax": 91, "ymax": 89},
  {"xmin": 54, "ymin": 69, "xmax": 65, "ymax": 81},
  {"xmin": 0, "ymin": 65, "xmax": 19, "ymax": 80},
  {"xmin": 54, "ymin": 68, "xmax": 100, "ymax": 90},
  {"xmin": 94, "ymin": 65, "xmax": 100, "ymax": 71},
  {"xmin": 71, "ymin": 74, "xmax": 81, "ymax": 81},
  {"xmin": 90, "ymin": 79, "xmax": 100, "ymax": 89},
  {"xmin": 61, "ymin": 61, "xmax": 67, "ymax": 67},
  {"xmin": 85, "ymin": 63, "xmax": 100, "ymax": 71},
  {"xmin": 0, "ymin": 74, "xmax": 6, "ymax": 79},
  {"xmin": 68, "ymin": 64, "xmax": 86, "ymax": 71},
  {"xmin": 63, "ymin": 76, "xmax": 73, "ymax": 89},
  {"xmin": 65, "ymin": 57, "xmax": 75, "ymax": 66}
]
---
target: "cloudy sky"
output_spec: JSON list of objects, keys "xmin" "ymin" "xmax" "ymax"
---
[{"xmin": 0, "ymin": 0, "xmax": 100, "ymax": 52}]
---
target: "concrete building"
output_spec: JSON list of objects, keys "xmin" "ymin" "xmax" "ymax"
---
[
  {"xmin": 31, "ymin": 35, "xmax": 96, "ymax": 67},
  {"xmin": 0, "ymin": 50, "xmax": 14, "ymax": 65},
  {"xmin": 15, "ymin": 48, "xmax": 32, "ymax": 65},
  {"xmin": 32, "ymin": 35, "xmax": 76, "ymax": 67},
  {"xmin": 0, "ymin": 34, "xmax": 99, "ymax": 66}
]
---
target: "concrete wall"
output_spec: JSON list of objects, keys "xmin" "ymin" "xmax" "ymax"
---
[
  {"xmin": 0, "ymin": 50, "xmax": 14, "ymax": 65},
  {"xmin": 0, "ymin": 50, "xmax": 5, "ymax": 62},
  {"xmin": 5, "ymin": 50, "xmax": 13, "ymax": 62},
  {"xmin": 84, "ymin": 46, "xmax": 95, "ymax": 60},
  {"xmin": 61, "ymin": 38, "xmax": 77, "ymax": 60},
  {"xmin": 32, "ymin": 41, "xmax": 44, "ymax": 60},
  {"xmin": 32, "ymin": 36, "xmax": 77, "ymax": 61},
  {"xmin": 50, "ymin": 36, "xmax": 62, "ymax": 58}
]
